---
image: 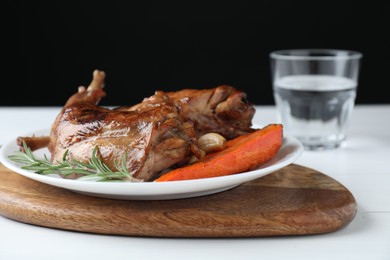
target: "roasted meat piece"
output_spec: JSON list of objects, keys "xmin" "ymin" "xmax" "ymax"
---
[
  {"xmin": 18, "ymin": 70, "xmax": 200, "ymax": 181},
  {"xmin": 118, "ymin": 86, "xmax": 256, "ymax": 139}
]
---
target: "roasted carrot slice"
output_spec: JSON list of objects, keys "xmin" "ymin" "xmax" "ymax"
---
[{"xmin": 154, "ymin": 124, "xmax": 283, "ymax": 182}]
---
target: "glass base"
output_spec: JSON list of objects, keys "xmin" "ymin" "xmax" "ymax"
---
[
  {"xmin": 298, "ymin": 137, "xmax": 346, "ymax": 151},
  {"xmin": 302, "ymin": 142, "xmax": 343, "ymax": 151}
]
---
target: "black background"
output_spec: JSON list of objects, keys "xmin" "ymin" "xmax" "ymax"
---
[{"xmin": 3, "ymin": 1, "xmax": 390, "ymax": 106}]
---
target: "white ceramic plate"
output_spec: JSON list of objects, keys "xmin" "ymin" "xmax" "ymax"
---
[{"xmin": 0, "ymin": 128, "xmax": 303, "ymax": 200}]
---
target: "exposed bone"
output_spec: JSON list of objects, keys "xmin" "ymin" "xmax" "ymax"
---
[
  {"xmin": 65, "ymin": 69, "xmax": 106, "ymax": 106},
  {"xmin": 17, "ymin": 135, "xmax": 50, "ymax": 152},
  {"xmin": 87, "ymin": 70, "xmax": 105, "ymax": 91}
]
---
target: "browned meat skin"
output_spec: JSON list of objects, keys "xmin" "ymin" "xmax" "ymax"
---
[
  {"xmin": 170, "ymin": 85, "xmax": 256, "ymax": 139},
  {"xmin": 49, "ymin": 102, "xmax": 198, "ymax": 181},
  {"xmin": 18, "ymin": 70, "xmax": 200, "ymax": 181},
  {"xmin": 120, "ymin": 85, "xmax": 256, "ymax": 139}
]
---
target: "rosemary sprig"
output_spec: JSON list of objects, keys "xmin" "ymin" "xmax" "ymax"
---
[{"xmin": 8, "ymin": 141, "xmax": 142, "ymax": 182}]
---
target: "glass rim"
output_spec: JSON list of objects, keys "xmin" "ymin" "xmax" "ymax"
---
[{"xmin": 270, "ymin": 49, "xmax": 363, "ymax": 60}]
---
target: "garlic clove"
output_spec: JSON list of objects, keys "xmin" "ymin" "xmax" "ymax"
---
[{"xmin": 198, "ymin": 133, "xmax": 227, "ymax": 154}]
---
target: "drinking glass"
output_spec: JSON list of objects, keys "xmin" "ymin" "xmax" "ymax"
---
[{"xmin": 270, "ymin": 49, "xmax": 362, "ymax": 150}]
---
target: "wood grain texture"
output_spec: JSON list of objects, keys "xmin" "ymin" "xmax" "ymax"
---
[{"xmin": 0, "ymin": 163, "xmax": 357, "ymax": 237}]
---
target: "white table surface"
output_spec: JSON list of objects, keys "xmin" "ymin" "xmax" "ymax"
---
[{"xmin": 0, "ymin": 105, "xmax": 389, "ymax": 260}]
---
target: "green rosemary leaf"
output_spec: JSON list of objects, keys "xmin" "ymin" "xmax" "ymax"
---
[{"xmin": 7, "ymin": 140, "xmax": 142, "ymax": 182}]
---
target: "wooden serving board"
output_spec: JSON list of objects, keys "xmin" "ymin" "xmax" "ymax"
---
[{"xmin": 0, "ymin": 163, "xmax": 357, "ymax": 237}]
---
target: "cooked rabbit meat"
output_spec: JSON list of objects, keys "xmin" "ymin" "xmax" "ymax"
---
[
  {"xmin": 19, "ymin": 70, "xmax": 200, "ymax": 181},
  {"xmin": 119, "ymin": 85, "xmax": 256, "ymax": 139},
  {"xmin": 168, "ymin": 86, "xmax": 256, "ymax": 139}
]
